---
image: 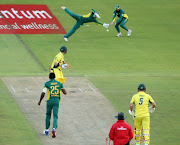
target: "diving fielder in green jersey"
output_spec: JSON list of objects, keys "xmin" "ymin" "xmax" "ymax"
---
[
  {"xmin": 61, "ymin": 6, "xmax": 109, "ymax": 41},
  {"xmin": 38, "ymin": 73, "xmax": 67, "ymax": 138},
  {"xmin": 110, "ymin": 5, "xmax": 132, "ymax": 37}
]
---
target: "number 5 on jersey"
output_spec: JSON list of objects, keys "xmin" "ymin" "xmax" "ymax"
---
[{"xmin": 139, "ymin": 98, "xmax": 144, "ymax": 105}]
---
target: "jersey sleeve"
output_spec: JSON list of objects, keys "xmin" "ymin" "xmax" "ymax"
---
[
  {"xmin": 83, "ymin": 12, "xmax": 92, "ymax": 18},
  {"xmin": 54, "ymin": 53, "xmax": 64, "ymax": 69},
  {"xmin": 109, "ymin": 125, "xmax": 115, "ymax": 140},
  {"xmin": 130, "ymin": 95, "xmax": 135, "ymax": 104},
  {"xmin": 43, "ymin": 82, "xmax": 48, "ymax": 88},
  {"xmin": 148, "ymin": 95, "xmax": 155, "ymax": 104},
  {"xmin": 118, "ymin": 9, "xmax": 126, "ymax": 22},
  {"xmin": 94, "ymin": 20, "xmax": 103, "ymax": 26},
  {"xmin": 61, "ymin": 83, "xmax": 64, "ymax": 89},
  {"xmin": 112, "ymin": 10, "xmax": 117, "ymax": 22},
  {"xmin": 58, "ymin": 82, "xmax": 64, "ymax": 90}
]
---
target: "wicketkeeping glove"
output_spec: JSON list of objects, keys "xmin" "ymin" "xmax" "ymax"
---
[
  {"xmin": 103, "ymin": 23, "xmax": 109, "ymax": 28},
  {"xmin": 149, "ymin": 106, "xmax": 155, "ymax": 113},
  {"xmin": 128, "ymin": 110, "xmax": 134, "ymax": 115}
]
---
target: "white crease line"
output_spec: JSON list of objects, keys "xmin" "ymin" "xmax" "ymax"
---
[
  {"xmin": 88, "ymin": 84, "xmax": 96, "ymax": 92},
  {"xmin": 10, "ymin": 85, "xmax": 16, "ymax": 93},
  {"xmin": 25, "ymin": 88, "xmax": 31, "ymax": 92},
  {"xmin": 79, "ymin": 88, "xmax": 83, "ymax": 93}
]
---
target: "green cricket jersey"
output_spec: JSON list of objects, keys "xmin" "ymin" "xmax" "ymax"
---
[
  {"xmin": 82, "ymin": 9, "xmax": 103, "ymax": 26},
  {"xmin": 65, "ymin": 8, "xmax": 103, "ymax": 26},
  {"xmin": 112, "ymin": 9, "xmax": 128, "ymax": 22},
  {"xmin": 43, "ymin": 79, "xmax": 64, "ymax": 100}
]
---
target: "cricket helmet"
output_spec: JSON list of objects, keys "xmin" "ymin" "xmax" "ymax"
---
[
  {"xmin": 60, "ymin": 46, "xmax": 67, "ymax": 53},
  {"xmin": 116, "ymin": 5, "xmax": 120, "ymax": 9},
  {"xmin": 91, "ymin": 9, "xmax": 101, "ymax": 18},
  {"xmin": 138, "ymin": 84, "xmax": 146, "ymax": 91}
]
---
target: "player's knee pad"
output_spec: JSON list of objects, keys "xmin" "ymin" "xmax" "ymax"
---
[{"xmin": 135, "ymin": 129, "xmax": 141, "ymax": 141}]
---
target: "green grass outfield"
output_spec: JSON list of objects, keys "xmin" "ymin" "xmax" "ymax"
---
[
  {"xmin": 0, "ymin": 80, "xmax": 42, "ymax": 145},
  {"xmin": 0, "ymin": 0, "xmax": 180, "ymax": 144}
]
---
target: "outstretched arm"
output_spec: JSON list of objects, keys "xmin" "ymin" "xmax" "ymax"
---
[
  {"xmin": 94, "ymin": 20, "xmax": 109, "ymax": 28},
  {"xmin": 94, "ymin": 20, "xmax": 103, "ymax": 26}
]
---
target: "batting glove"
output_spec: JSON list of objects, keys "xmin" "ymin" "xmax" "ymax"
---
[
  {"xmin": 61, "ymin": 64, "xmax": 69, "ymax": 69},
  {"xmin": 103, "ymin": 23, "xmax": 109, "ymax": 28},
  {"xmin": 149, "ymin": 106, "xmax": 155, "ymax": 113},
  {"xmin": 128, "ymin": 110, "xmax": 134, "ymax": 115}
]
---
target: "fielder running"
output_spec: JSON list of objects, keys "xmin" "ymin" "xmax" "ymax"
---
[
  {"xmin": 129, "ymin": 84, "xmax": 156, "ymax": 145},
  {"xmin": 50, "ymin": 46, "xmax": 68, "ymax": 84},
  {"xmin": 61, "ymin": 6, "xmax": 109, "ymax": 41},
  {"xmin": 38, "ymin": 72, "xmax": 67, "ymax": 138},
  {"xmin": 110, "ymin": 5, "xmax": 132, "ymax": 37}
]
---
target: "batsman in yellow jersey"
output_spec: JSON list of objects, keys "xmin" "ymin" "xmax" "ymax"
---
[
  {"xmin": 129, "ymin": 84, "xmax": 156, "ymax": 145},
  {"xmin": 50, "ymin": 46, "xmax": 68, "ymax": 84}
]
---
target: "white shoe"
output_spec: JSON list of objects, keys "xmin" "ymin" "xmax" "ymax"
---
[
  {"xmin": 127, "ymin": 30, "xmax": 132, "ymax": 36},
  {"xmin": 144, "ymin": 143, "xmax": 148, "ymax": 145},
  {"xmin": 63, "ymin": 36, "xmax": 68, "ymax": 41},
  {"xmin": 135, "ymin": 143, "xmax": 140, "ymax": 145},
  {"xmin": 116, "ymin": 33, "xmax": 122, "ymax": 37},
  {"xmin": 43, "ymin": 129, "xmax": 49, "ymax": 135}
]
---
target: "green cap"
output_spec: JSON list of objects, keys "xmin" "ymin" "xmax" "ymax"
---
[
  {"xmin": 116, "ymin": 5, "xmax": 120, "ymax": 8},
  {"xmin": 138, "ymin": 84, "xmax": 146, "ymax": 90},
  {"xmin": 60, "ymin": 46, "xmax": 67, "ymax": 53}
]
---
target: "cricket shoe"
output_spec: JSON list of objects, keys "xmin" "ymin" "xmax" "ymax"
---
[
  {"xmin": 43, "ymin": 129, "xmax": 49, "ymax": 135},
  {"xmin": 52, "ymin": 128, "xmax": 56, "ymax": 138},
  {"xmin": 127, "ymin": 29, "xmax": 132, "ymax": 37},
  {"xmin": 116, "ymin": 32, "xmax": 122, "ymax": 37},
  {"xmin": 63, "ymin": 36, "xmax": 68, "ymax": 42}
]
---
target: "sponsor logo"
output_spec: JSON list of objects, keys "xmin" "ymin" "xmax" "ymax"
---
[
  {"xmin": 117, "ymin": 126, "xmax": 127, "ymax": 130},
  {"xmin": 0, "ymin": 5, "xmax": 66, "ymax": 34}
]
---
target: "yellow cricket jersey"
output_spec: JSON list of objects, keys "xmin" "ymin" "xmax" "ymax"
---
[
  {"xmin": 51, "ymin": 52, "xmax": 64, "ymax": 68},
  {"xmin": 130, "ymin": 92, "xmax": 155, "ymax": 117}
]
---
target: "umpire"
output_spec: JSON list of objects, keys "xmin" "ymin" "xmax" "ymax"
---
[{"xmin": 109, "ymin": 112, "xmax": 133, "ymax": 145}]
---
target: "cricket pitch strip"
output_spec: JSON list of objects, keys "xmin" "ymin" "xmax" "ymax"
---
[{"xmin": 2, "ymin": 77, "xmax": 121, "ymax": 145}]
